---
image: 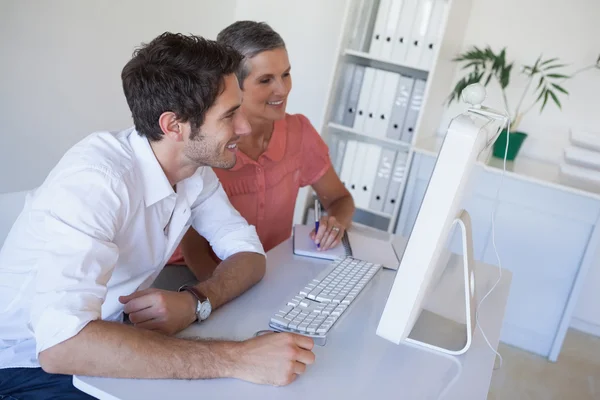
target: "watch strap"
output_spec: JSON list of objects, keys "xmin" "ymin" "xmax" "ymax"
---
[{"xmin": 178, "ymin": 285, "xmax": 209, "ymax": 302}]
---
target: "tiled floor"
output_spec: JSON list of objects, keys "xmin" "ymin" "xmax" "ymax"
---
[{"xmin": 488, "ymin": 329, "xmax": 600, "ymax": 399}]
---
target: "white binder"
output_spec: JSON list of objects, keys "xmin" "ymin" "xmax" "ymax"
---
[
  {"xmin": 340, "ymin": 140, "xmax": 357, "ymax": 189},
  {"xmin": 368, "ymin": 0, "xmax": 393, "ymax": 58},
  {"xmin": 401, "ymin": 79, "xmax": 426, "ymax": 143},
  {"xmin": 404, "ymin": 0, "xmax": 435, "ymax": 68},
  {"xmin": 352, "ymin": 67, "xmax": 376, "ymax": 132},
  {"xmin": 383, "ymin": 150, "xmax": 408, "ymax": 215},
  {"xmin": 355, "ymin": 143, "xmax": 382, "ymax": 209},
  {"xmin": 363, "ymin": 69, "xmax": 386, "ymax": 137},
  {"xmin": 349, "ymin": 0, "xmax": 378, "ymax": 52},
  {"xmin": 391, "ymin": 0, "xmax": 420, "ymax": 65},
  {"xmin": 374, "ymin": 71, "xmax": 401, "ymax": 138},
  {"xmin": 330, "ymin": 135, "xmax": 347, "ymax": 175},
  {"xmin": 369, "ymin": 148, "xmax": 397, "ymax": 212},
  {"xmin": 380, "ymin": 0, "xmax": 405, "ymax": 60},
  {"xmin": 343, "ymin": 65, "xmax": 365, "ymax": 127},
  {"xmin": 332, "ymin": 64, "xmax": 356, "ymax": 125},
  {"xmin": 418, "ymin": 0, "xmax": 447, "ymax": 71},
  {"xmin": 349, "ymin": 142, "xmax": 369, "ymax": 204},
  {"xmin": 386, "ymin": 75, "xmax": 415, "ymax": 141}
]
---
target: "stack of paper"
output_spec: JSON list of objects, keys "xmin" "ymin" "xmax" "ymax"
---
[{"xmin": 559, "ymin": 130, "xmax": 600, "ymax": 194}]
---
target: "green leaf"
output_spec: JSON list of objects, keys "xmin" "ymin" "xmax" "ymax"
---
[
  {"xmin": 499, "ymin": 63, "xmax": 512, "ymax": 88},
  {"xmin": 546, "ymin": 73, "xmax": 569, "ymax": 79},
  {"xmin": 541, "ymin": 90, "xmax": 550, "ymax": 112},
  {"xmin": 543, "ymin": 63, "xmax": 567, "ymax": 71},
  {"xmin": 485, "ymin": 73, "xmax": 493, "ymax": 86},
  {"xmin": 540, "ymin": 57, "xmax": 559, "ymax": 66},
  {"xmin": 461, "ymin": 61, "xmax": 483, "ymax": 70},
  {"xmin": 536, "ymin": 76, "xmax": 544, "ymax": 90},
  {"xmin": 533, "ymin": 54, "xmax": 542, "ymax": 70},
  {"xmin": 548, "ymin": 90, "xmax": 562, "ymax": 109},
  {"xmin": 551, "ymin": 83, "xmax": 569, "ymax": 95},
  {"xmin": 535, "ymin": 87, "xmax": 546, "ymax": 103}
]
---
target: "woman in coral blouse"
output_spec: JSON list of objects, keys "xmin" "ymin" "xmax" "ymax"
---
[{"xmin": 168, "ymin": 21, "xmax": 355, "ymax": 280}]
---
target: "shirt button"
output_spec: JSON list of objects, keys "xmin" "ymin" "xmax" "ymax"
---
[{"xmin": 257, "ymin": 167, "xmax": 262, "ymax": 172}]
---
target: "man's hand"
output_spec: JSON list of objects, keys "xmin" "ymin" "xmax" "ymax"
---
[
  {"xmin": 119, "ymin": 288, "xmax": 197, "ymax": 335},
  {"xmin": 232, "ymin": 332, "xmax": 316, "ymax": 386},
  {"xmin": 310, "ymin": 215, "xmax": 346, "ymax": 251}
]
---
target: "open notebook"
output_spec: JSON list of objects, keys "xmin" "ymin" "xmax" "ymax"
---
[{"xmin": 292, "ymin": 224, "xmax": 400, "ymax": 270}]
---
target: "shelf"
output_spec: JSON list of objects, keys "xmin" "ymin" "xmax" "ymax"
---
[
  {"xmin": 343, "ymin": 49, "xmax": 429, "ymax": 80},
  {"xmin": 413, "ymin": 134, "xmax": 600, "ymax": 202},
  {"xmin": 483, "ymin": 156, "xmax": 600, "ymax": 202},
  {"xmin": 356, "ymin": 206, "xmax": 392, "ymax": 219},
  {"xmin": 328, "ymin": 123, "xmax": 411, "ymax": 151}
]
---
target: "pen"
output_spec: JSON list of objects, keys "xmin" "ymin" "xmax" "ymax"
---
[{"xmin": 315, "ymin": 198, "xmax": 320, "ymax": 248}]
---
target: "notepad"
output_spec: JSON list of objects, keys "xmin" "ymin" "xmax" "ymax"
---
[{"xmin": 292, "ymin": 224, "xmax": 401, "ymax": 270}]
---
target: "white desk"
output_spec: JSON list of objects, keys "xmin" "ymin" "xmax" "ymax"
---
[{"xmin": 74, "ymin": 232, "xmax": 511, "ymax": 400}]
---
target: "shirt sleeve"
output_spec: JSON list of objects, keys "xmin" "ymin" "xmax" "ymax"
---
[
  {"xmin": 190, "ymin": 168, "xmax": 265, "ymax": 261},
  {"xmin": 29, "ymin": 167, "xmax": 126, "ymax": 356},
  {"xmin": 298, "ymin": 114, "xmax": 333, "ymax": 187}
]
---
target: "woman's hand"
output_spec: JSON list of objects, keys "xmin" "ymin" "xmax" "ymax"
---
[{"xmin": 310, "ymin": 215, "xmax": 345, "ymax": 251}]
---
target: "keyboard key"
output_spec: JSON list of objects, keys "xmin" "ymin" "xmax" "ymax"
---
[
  {"xmin": 270, "ymin": 316, "xmax": 289, "ymax": 327},
  {"xmin": 317, "ymin": 326, "xmax": 328, "ymax": 334},
  {"xmin": 278, "ymin": 305, "xmax": 294, "ymax": 314},
  {"xmin": 307, "ymin": 287, "xmax": 322, "ymax": 300},
  {"xmin": 299, "ymin": 298, "xmax": 321, "ymax": 311},
  {"xmin": 316, "ymin": 294, "xmax": 333, "ymax": 303},
  {"xmin": 298, "ymin": 323, "xmax": 309, "ymax": 331}
]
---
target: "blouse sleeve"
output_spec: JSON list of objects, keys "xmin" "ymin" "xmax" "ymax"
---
[{"xmin": 298, "ymin": 114, "xmax": 332, "ymax": 187}]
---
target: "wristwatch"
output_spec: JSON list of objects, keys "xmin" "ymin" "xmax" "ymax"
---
[{"xmin": 178, "ymin": 285, "xmax": 212, "ymax": 322}]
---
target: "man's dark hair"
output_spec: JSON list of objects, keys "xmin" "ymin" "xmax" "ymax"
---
[
  {"xmin": 216, "ymin": 21, "xmax": 285, "ymax": 87},
  {"xmin": 121, "ymin": 32, "xmax": 242, "ymax": 141}
]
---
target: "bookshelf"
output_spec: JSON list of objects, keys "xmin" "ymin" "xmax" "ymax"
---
[{"xmin": 307, "ymin": 0, "xmax": 474, "ymax": 233}]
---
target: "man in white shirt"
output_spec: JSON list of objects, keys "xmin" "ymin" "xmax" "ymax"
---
[{"xmin": 0, "ymin": 32, "xmax": 314, "ymax": 399}]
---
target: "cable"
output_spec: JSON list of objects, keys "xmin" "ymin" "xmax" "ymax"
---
[{"xmin": 474, "ymin": 114, "xmax": 510, "ymax": 370}]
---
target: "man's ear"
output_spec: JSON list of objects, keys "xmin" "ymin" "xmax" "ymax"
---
[{"xmin": 158, "ymin": 111, "xmax": 184, "ymax": 142}]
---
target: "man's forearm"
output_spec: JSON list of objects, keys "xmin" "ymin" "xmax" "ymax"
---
[
  {"xmin": 195, "ymin": 251, "xmax": 266, "ymax": 309},
  {"xmin": 327, "ymin": 195, "xmax": 355, "ymax": 229},
  {"xmin": 38, "ymin": 320, "xmax": 238, "ymax": 379}
]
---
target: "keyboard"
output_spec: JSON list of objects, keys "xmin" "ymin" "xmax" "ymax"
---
[{"xmin": 269, "ymin": 256, "xmax": 382, "ymax": 345}]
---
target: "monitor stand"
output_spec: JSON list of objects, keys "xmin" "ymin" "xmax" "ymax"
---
[{"xmin": 405, "ymin": 209, "xmax": 477, "ymax": 356}]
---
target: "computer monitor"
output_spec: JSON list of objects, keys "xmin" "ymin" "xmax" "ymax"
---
[{"xmin": 376, "ymin": 85, "xmax": 507, "ymax": 355}]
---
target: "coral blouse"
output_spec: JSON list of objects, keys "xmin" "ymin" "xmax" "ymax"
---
[{"xmin": 167, "ymin": 113, "xmax": 331, "ymax": 264}]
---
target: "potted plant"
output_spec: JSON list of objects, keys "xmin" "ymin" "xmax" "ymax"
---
[{"xmin": 447, "ymin": 46, "xmax": 600, "ymax": 160}]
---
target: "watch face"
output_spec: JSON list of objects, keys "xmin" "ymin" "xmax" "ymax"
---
[{"xmin": 199, "ymin": 301, "xmax": 212, "ymax": 320}]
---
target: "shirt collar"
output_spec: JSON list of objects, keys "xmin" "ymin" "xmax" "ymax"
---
[
  {"xmin": 230, "ymin": 117, "xmax": 287, "ymax": 171},
  {"xmin": 129, "ymin": 129, "xmax": 175, "ymax": 207}
]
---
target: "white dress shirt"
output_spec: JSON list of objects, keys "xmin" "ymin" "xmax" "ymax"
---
[{"xmin": 0, "ymin": 127, "xmax": 265, "ymax": 369}]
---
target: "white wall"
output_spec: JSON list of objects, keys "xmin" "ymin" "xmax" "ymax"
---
[
  {"xmin": 439, "ymin": 0, "xmax": 600, "ymax": 164},
  {"xmin": 0, "ymin": 0, "xmax": 236, "ymax": 194},
  {"xmin": 234, "ymin": 0, "xmax": 349, "ymax": 224}
]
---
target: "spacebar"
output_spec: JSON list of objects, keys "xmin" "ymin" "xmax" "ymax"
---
[{"xmin": 315, "ymin": 294, "xmax": 333, "ymax": 303}]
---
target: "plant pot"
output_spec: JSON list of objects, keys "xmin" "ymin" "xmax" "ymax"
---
[{"xmin": 492, "ymin": 130, "xmax": 527, "ymax": 160}]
